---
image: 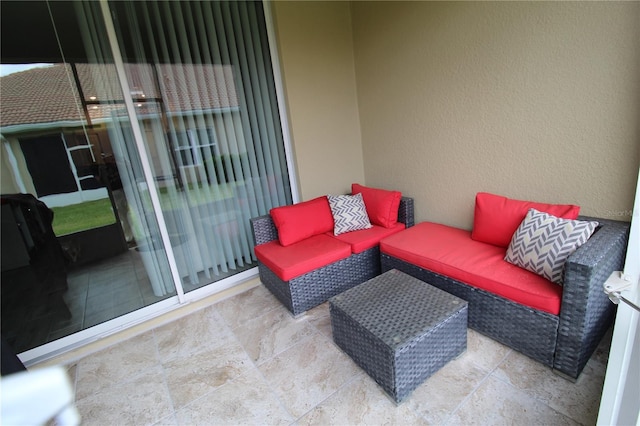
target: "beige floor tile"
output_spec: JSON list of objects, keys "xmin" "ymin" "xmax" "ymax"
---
[
  {"xmin": 258, "ymin": 333, "xmax": 362, "ymax": 419},
  {"xmin": 75, "ymin": 365, "xmax": 173, "ymax": 426},
  {"xmin": 465, "ymin": 329, "xmax": 512, "ymax": 372},
  {"xmin": 163, "ymin": 338, "xmax": 254, "ymax": 409},
  {"xmin": 66, "ymin": 284, "xmax": 613, "ymax": 426},
  {"xmin": 233, "ymin": 305, "xmax": 317, "ymax": 364},
  {"xmin": 298, "ymin": 373, "xmax": 428, "ymax": 425},
  {"xmin": 154, "ymin": 305, "xmax": 236, "ymax": 362},
  {"xmin": 216, "ymin": 284, "xmax": 281, "ymax": 330},
  {"xmin": 75, "ymin": 331, "xmax": 159, "ymax": 400},
  {"xmin": 406, "ymin": 351, "xmax": 489, "ymax": 424},
  {"xmin": 448, "ymin": 375, "xmax": 579, "ymax": 426},
  {"xmin": 174, "ymin": 367, "xmax": 293, "ymax": 425},
  {"xmin": 492, "ymin": 350, "xmax": 606, "ymax": 425},
  {"xmin": 305, "ymin": 302, "xmax": 333, "ymax": 338},
  {"xmin": 154, "ymin": 413, "xmax": 179, "ymax": 425}
]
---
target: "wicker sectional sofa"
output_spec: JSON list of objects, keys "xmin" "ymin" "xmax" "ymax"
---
[
  {"xmin": 379, "ymin": 193, "xmax": 630, "ymax": 380},
  {"xmin": 251, "ymin": 186, "xmax": 414, "ymax": 316}
]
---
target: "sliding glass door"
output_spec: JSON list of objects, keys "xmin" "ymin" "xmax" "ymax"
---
[
  {"xmin": 0, "ymin": 0, "xmax": 291, "ymax": 360},
  {"xmin": 97, "ymin": 0, "xmax": 292, "ymax": 291}
]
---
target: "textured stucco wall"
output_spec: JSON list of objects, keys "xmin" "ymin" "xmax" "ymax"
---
[
  {"xmin": 352, "ymin": 1, "xmax": 639, "ymax": 228},
  {"xmin": 271, "ymin": 1, "xmax": 365, "ymax": 200}
]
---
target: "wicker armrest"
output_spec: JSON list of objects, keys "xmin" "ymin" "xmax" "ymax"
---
[
  {"xmin": 250, "ymin": 215, "xmax": 278, "ymax": 245},
  {"xmin": 398, "ymin": 197, "xmax": 415, "ymax": 228},
  {"xmin": 554, "ymin": 216, "xmax": 630, "ymax": 378},
  {"xmin": 563, "ymin": 217, "xmax": 630, "ymax": 301}
]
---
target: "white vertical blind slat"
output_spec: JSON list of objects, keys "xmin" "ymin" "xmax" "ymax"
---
[{"xmin": 104, "ymin": 1, "xmax": 291, "ymax": 286}]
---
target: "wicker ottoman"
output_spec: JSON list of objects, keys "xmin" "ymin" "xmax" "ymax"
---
[{"xmin": 329, "ymin": 269, "xmax": 468, "ymax": 403}]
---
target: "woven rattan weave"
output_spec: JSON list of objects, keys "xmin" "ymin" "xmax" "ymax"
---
[
  {"xmin": 250, "ymin": 197, "xmax": 414, "ymax": 316},
  {"xmin": 330, "ymin": 269, "xmax": 468, "ymax": 403},
  {"xmin": 381, "ymin": 216, "xmax": 629, "ymax": 380}
]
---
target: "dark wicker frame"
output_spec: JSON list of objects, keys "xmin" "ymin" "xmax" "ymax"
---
[
  {"xmin": 250, "ymin": 197, "xmax": 414, "ymax": 316},
  {"xmin": 330, "ymin": 270, "xmax": 468, "ymax": 403},
  {"xmin": 381, "ymin": 216, "xmax": 629, "ymax": 380}
]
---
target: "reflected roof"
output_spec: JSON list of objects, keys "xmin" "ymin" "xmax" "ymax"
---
[{"xmin": 0, "ymin": 63, "xmax": 239, "ymax": 129}]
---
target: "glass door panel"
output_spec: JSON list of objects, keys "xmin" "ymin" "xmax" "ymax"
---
[
  {"xmin": 104, "ymin": 1, "xmax": 293, "ymax": 292},
  {"xmin": 0, "ymin": 0, "xmax": 292, "ymax": 359},
  {"xmin": 0, "ymin": 2, "xmax": 177, "ymax": 354}
]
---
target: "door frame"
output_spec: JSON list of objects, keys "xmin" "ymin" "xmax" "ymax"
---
[{"xmin": 597, "ymin": 167, "xmax": 640, "ymax": 425}]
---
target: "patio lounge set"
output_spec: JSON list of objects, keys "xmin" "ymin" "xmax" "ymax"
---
[{"xmin": 250, "ymin": 185, "xmax": 630, "ymax": 402}]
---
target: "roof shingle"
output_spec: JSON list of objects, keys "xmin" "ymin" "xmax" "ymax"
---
[{"xmin": 0, "ymin": 63, "xmax": 239, "ymax": 129}]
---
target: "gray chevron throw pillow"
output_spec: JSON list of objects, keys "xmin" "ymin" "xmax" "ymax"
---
[
  {"xmin": 327, "ymin": 193, "xmax": 372, "ymax": 236},
  {"xmin": 505, "ymin": 208, "xmax": 598, "ymax": 284}
]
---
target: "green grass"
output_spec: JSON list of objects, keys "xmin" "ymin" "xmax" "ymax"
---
[
  {"xmin": 51, "ymin": 198, "xmax": 117, "ymax": 236},
  {"xmin": 49, "ymin": 182, "xmax": 237, "ymax": 236},
  {"xmin": 157, "ymin": 182, "xmax": 235, "ymax": 207}
]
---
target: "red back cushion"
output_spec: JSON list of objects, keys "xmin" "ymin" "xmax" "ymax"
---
[
  {"xmin": 352, "ymin": 183, "xmax": 402, "ymax": 228},
  {"xmin": 270, "ymin": 196, "xmax": 334, "ymax": 246},
  {"xmin": 471, "ymin": 192, "xmax": 580, "ymax": 248}
]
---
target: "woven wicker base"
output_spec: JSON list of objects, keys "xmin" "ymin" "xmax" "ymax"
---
[
  {"xmin": 381, "ymin": 253, "xmax": 558, "ymax": 367},
  {"xmin": 379, "ymin": 217, "xmax": 630, "ymax": 380},
  {"xmin": 250, "ymin": 197, "xmax": 415, "ymax": 317},
  {"xmin": 259, "ymin": 247, "xmax": 380, "ymax": 316},
  {"xmin": 330, "ymin": 269, "xmax": 468, "ymax": 403}
]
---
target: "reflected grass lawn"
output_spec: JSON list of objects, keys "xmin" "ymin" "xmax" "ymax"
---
[
  {"xmin": 51, "ymin": 198, "xmax": 116, "ymax": 236},
  {"xmin": 50, "ymin": 182, "xmax": 236, "ymax": 236}
]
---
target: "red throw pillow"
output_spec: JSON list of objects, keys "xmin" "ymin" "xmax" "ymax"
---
[
  {"xmin": 471, "ymin": 192, "xmax": 580, "ymax": 248},
  {"xmin": 270, "ymin": 196, "xmax": 335, "ymax": 246},
  {"xmin": 351, "ymin": 183, "xmax": 402, "ymax": 228}
]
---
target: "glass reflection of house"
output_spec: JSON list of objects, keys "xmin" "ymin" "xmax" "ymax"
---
[
  {"xmin": 0, "ymin": 62, "xmax": 249, "ymax": 352},
  {"xmin": 1, "ymin": 63, "xmax": 240, "ymax": 212}
]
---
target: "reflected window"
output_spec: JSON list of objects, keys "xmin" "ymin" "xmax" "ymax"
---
[{"xmin": 174, "ymin": 129, "xmax": 218, "ymax": 167}]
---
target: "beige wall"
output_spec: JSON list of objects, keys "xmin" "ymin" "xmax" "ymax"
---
[
  {"xmin": 352, "ymin": 1, "xmax": 640, "ymax": 228},
  {"xmin": 271, "ymin": 1, "xmax": 365, "ymax": 200},
  {"xmin": 273, "ymin": 1, "xmax": 639, "ymax": 228}
]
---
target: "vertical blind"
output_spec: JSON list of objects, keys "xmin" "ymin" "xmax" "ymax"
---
[{"xmin": 75, "ymin": 0, "xmax": 292, "ymax": 291}]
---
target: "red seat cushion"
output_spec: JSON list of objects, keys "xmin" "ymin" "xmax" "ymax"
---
[
  {"xmin": 380, "ymin": 222, "xmax": 562, "ymax": 315},
  {"xmin": 269, "ymin": 196, "xmax": 334, "ymax": 246},
  {"xmin": 352, "ymin": 183, "xmax": 402, "ymax": 228},
  {"xmin": 471, "ymin": 192, "xmax": 580, "ymax": 248},
  {"xmin": 329, "ymin": 222, "xmax": 406, "ymax": 254},
  {"xmin": 254, "ymin": 234, "xmax": 351, "ymax": 281}
]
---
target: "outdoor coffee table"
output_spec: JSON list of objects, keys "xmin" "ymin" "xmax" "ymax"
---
[{"xmin": 329, "ymin": 268, "xmax": 468, "ymax": 403}]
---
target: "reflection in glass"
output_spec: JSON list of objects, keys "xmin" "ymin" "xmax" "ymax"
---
[{"xmin": 0, "ymin": 0, "xmax": 292, "ymax": 356}]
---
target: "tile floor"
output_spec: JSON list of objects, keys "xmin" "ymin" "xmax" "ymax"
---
[
  {"xmin": 5, "ymin": 249, "xmax": 254, "ymax": 353},
  {"xmin": 61, "ymin": 249, "xmax": 253, "ymax": 334},
  {"xmin": 61, "ymin": 284, "xmax": 611, "ymax": 426},
  {"xmin": 2, "ymin": 250, "xmax": 168, "ymax": 354}
]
